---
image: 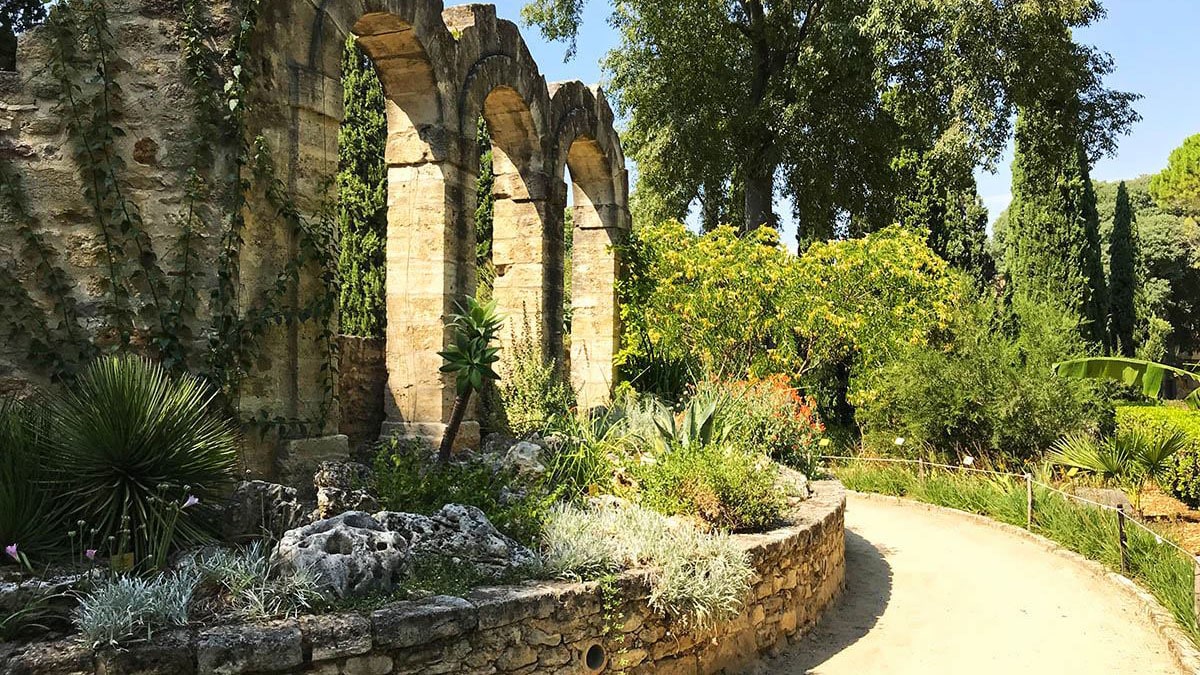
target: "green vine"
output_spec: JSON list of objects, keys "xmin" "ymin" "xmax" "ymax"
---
[
  {"xmin": 0, "ymin": 161, "xmax": 93, "ymax": 379},
  {"xmin": 7, "ymin": 0, "xmax": 340, "ymax": 440}
]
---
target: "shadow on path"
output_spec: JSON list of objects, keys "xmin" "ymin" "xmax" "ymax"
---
[{"xmin": 747, "ymin": 528, "xmax": 892, "ymax": 674}]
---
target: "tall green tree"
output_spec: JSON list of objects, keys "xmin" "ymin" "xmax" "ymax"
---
[
  {"xmin": 337, "ymin": 38, "xmax": 388, "ymax": 337},
  {"xmin": 1006, "ymin": 100, "xmax": 1108, "ymax": 344},
  {"xmin": 0, "ymin": 0, "xmax": 46, "ymax": 71},
  {"xmin": 524, "ymin": 0, "xmax": 1137, "ymax": 241},
  {"xmin": 475, "ymin": 118, "xmax": 496, "ymax": 298},
  {"xmin": 1150, "ymin": 133, "xmax": 1200, "ymax": 217},
  {"xmin": 1108, "ymin": 181, "xmax": 1137, "ymax": 355},
  {"xmin": 893, "ymin": 148, "xmax": 993, "ymax": 285}
]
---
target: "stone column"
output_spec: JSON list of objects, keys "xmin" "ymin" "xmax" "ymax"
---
[
  {"xmin": 570, "ymin": 193, "xmax": 623, "ymax": 410},
  {"xmin": 379, "ymin": 130, "xmax": 473, "ymax": 449}
]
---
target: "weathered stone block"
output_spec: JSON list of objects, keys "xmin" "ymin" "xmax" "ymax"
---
[
  {"xmin": 195, "ymin": 620, "xmax": 303, "ymax": 674},
  {"xmin": 372, "ymin": 595, "xmax": 477, "ymax": 648}
]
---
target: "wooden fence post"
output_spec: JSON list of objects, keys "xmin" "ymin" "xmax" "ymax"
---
[
  {"xmin": 1025, "ymin": 473, "xmax": 1034, "ymax": 530},
  {"xmin": 1117, "ymin": 505, "xmax": 1131, "ymax": 575}
]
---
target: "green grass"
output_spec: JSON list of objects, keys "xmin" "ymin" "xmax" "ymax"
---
[{"xmin": 834, "ymin": 461, "xmax": 1200, "ymax": 645}]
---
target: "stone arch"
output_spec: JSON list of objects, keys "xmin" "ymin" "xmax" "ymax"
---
[
  {"xmin": 549, "ymin": 82, "xmax": 630, "ymax": 409},
  {"xmin": 238, "ymin": 0, "xmax": 625, "ymax": 471},
  {"xmin": 455, "ymin": 32, "xmax": 561, "ymax": 365}
]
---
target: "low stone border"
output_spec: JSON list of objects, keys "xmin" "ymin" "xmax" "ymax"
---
[
  {"xmin": 851, "ymin": 491, "xmax": 1200, "ymax": 675},
  {"xmin": 0, "ymin": 482, "xmax": 846, "ymax": 675}
]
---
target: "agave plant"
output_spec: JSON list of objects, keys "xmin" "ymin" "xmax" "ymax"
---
[
  {"xmin": 437, "ymin": 296, "xmax": 503, "ymax": 461},
  {"xmin": 0, "ymin": 398, "xmax": 61, "ymax": 558},
  {"xmin": 1049, "ymin": 427, "xmax": 1191, "ymax": 512},
  {"xmin": 46, "ymin": 356, "xmax": 238, "ymax": 567}
]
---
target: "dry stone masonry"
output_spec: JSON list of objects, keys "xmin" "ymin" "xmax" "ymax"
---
[
  {"xmin": 0, "ymin": 0, "xmax": 630, "ymax": 480},
  {"xmin": 0, "ymin": 482, "xmax": 846, "ymax": 675}
]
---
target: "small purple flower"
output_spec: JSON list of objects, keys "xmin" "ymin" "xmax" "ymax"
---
[
  {"xmin": 182, "ymin": 495, "xmax": 200, "ymax": 509},
  {"xmin": 85, "ymin": 549, "xmax": 98, "ymax": 560},
  {"xmin": 4, "ymin": 544, "xmax": 17, "ymax": 561}
]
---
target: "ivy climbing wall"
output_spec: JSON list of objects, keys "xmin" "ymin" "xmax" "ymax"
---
[{"xmin": 0, "ymin": 0, "xmax": 629, "ymax": 482}]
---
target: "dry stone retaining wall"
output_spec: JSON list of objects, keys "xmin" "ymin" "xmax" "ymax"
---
[{"xmin": 0, "ymin": 482, "xmax": 846, "ymax": 675}]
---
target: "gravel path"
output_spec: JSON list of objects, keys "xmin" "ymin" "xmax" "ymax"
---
[{"xmin": 753, "ymin": 493, "xmax": 1182, "ymax": 674}]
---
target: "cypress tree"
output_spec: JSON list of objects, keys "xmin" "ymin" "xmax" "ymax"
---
[
  {"xmin": 1006, "ymin": 102, "xmax": 1108, "ymax": 344},
  {"xmin": 894, "ymin": 148, "xmax": 994, "ymax": 287},
  {"xmin": 336, "ymin": 37, "xmax": 387, "ymax": 337},
  {"xmin": 475, "ymin": 118, "xmax": 495, "ymax": 297},
  {"xmin": 1108, "ymin": 181, "xmax": 1138, "ymax": 355}
]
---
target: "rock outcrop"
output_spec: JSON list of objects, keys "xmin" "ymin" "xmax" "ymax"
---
[{"xmin": 274, "ymin": 505, "xmax": 535, "ymax": 599}]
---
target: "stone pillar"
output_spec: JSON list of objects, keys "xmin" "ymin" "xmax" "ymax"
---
[
  {"xmin": 570, "ymin": 194, "xmax": 622, "ymax": 410},
  {"xmin": 491, "ymin": 167, "xmax": 555, "ymax": 360},
  {"xmin": 379, "ymin": 135, "xmax": 474, "ymax": 448}
]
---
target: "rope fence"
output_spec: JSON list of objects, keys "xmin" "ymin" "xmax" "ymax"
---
[{"xmin": 822, "ymin": 454, "xmax": 1200, "ymax": 620}]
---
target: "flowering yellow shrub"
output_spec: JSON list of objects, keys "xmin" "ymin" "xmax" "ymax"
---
[{"xmin": 618, "ymin": 222, "xmax": 968, "ymax": 393}]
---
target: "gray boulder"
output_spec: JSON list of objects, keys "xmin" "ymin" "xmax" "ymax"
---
[
  {"xmin": 220, "ymin": 480, "xmax": 307, "ymax": 543},
  {"xmin": 312, "ymin": 460, "xmax": 380, "ymax": 520},
  {"xmin": 379, "ymin": 504, "xmax": 537, "ymax": 573},
  {"xmin": 275, "ymin": 505, "xmax": 535, "ymax": 600},
  {"xmin": 274, "ymin": 511, "xmax": 408, "ymax": 599}
]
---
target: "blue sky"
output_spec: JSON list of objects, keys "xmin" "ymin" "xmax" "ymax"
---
[{"xmin": 491, "ymin": 0, "xmax": 1200, "ymax": 235}]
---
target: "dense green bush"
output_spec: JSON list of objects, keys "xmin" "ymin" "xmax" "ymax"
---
[
  {"xmin": 633, "ymin": 442, "xmax": 784, "ymax": 531},
  {"xmin": 47, "ymin": 356, "xmax": 239, "ymax": 566},
  {"xmin": 853, "ymin": 298, "xmax": 1114, "ymax": 464},
  {"xmin": 618, "ymin": 222, "xmax": 966, "ymax": 410},
  {"xmin": 0, "ymin": 399, "xmax": 60, "ymax": 557},
  {"xmin": 372, "ymin": 437, "xmax": 555, "ymax": 545},
  {"xmin": 491, "ymin": 317, "xmax": 576, "ymax": 436},
  {"xmin": 1118, "ymin": 405, "xmax": 1200, "ymax": 507}
]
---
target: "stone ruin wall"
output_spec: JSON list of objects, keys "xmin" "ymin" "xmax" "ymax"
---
[
  {"xmin": 0, "ymin": 483, "xmax": 846, "ymax": 675},
  {"xmin": 0, "ymin": 0, "xmax": 630, "ymax": 482}
]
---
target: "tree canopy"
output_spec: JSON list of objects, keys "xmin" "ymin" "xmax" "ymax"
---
[
  {"xmin": 1150, "ymin": 133, "xmax": 1200, "ymax": 217},
  {"xmin": 524, "ymin": 0, "xmax": 1138, "ymax": 242}
]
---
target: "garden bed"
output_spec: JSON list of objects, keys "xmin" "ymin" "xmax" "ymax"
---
[{"xmin": 0, "ymin": 482, "xmax": 846, "ymax": 675}]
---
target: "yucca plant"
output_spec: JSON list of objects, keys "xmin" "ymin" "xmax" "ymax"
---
[
  {"xmin": 46, "ymin": 356, "xmax": 238, "ymax": 568},
  {"xmin": 1049, "ymin": 427, "xmax": 1191, "ymax": 512},
  {"xmin": 438, "ymin": 296, "xmax": 503, "ymax": 461},
  {"xmin": 0, "ymin": 398, "xmax": 61, "ymax": 559}
]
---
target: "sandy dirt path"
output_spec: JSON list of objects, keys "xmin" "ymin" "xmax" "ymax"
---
[{"xmin": 752, "ymin": 493, "xmax": 1182, "ymax": 674}]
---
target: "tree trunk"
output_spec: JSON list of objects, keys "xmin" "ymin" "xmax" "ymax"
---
[
  {"xmin": 742, "ymin": 162, "xmax": 776, "ymax": 233},
  {"xmin": 438, "ymin": 391, "xmax": 471, "ymax": 462}
]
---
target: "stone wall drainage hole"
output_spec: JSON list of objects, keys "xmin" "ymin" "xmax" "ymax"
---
[{"xmin": 584, "ymin": 643, "xmax": 607, "ymax": 673}]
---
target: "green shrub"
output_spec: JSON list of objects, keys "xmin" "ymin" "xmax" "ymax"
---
[
  {"xmin": 372, "ymin": 437, "xmax": 555, "ymax": 545},
  {"xmin": 633, "ymin": 442, "xmax": 784, "ymax": 531},
  {"xmin": 492, "ymin": 315, "xmax": 576, "ymax": 436},
  {"xmin": 74, "ymin": 570, "xmax": 198, "ymax": 647},
  {"xmin": 617, "ymin": 222, "xmax": 966, "ymax": 406},
  {"xmin": 46, "ymin": 356, "xmax": 238, "ymax": 567},
  {"xmin": 1118, "ymin": 405, "xmax": 1200, "ymax": 507},
  {"xmin": 0, "ymin": 399, "xmax": 61, "ymax": 558},
  {"xmin": 853, "ymin": 298, "xmax": 1114, "ymax": 465},
  {"xmin": 699, "ymin": 377, "xmax": 825, "ymax": 474},
  {"xmin": 541, "ymin": 501, "xmax": 752, "ymax": 629}
]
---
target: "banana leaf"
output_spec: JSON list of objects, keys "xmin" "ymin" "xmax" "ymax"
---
[{"xmin": 1053, "ymin": 357, "xmax": 1200, "ymax": 409}]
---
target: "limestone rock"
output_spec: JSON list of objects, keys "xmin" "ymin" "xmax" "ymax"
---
[
  {"xmin": 408, "ymin": 504, "xmax": 537, "ymax": 573},
  {"xmin": 220, "ymin": 480, "xmax": 307, "ymax": 543},
  {"xmin": 504, "ymin": 441, "xmax": 546, "ymax": 476},
  {"xmin": 273, "ymin": 512, "xmax": 408, "ymax": 600},
  {"xmin": 312, "ymin": 460, "xmax": 380, "ymax": 520}
]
